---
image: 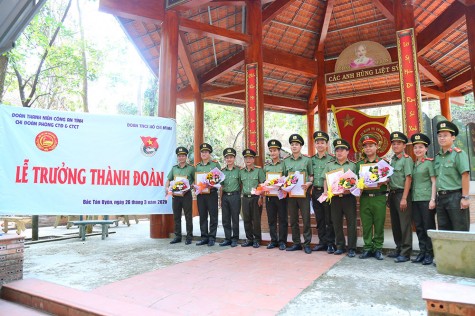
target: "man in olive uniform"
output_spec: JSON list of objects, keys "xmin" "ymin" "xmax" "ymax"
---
[
  {"xmin": 434, "ymin": 121, "xmax": 471, "ymax": 231},
  {"xmin": 263, "ymin": 139, "xmax": 288, "ymax": 250},
  {"xmin": 220, "ymin": 148, "xmax": 241, "ymax": 247},
  {"xmin": 321, "ymin": 139, "xmax": 357, "ymax": 257},
  {"xmin": 357, "ymin": 134, "xmax": 387, "ymax": 260},
  {"xmin": 388, "ymin": 132, "xmax": 413, "ymax": 263},
  {"xmin": 283, "ymin": 134, "xmax": 314, "ymax": 254},
  {"xmin": 195, "ymin": 143, "xmax": 221, "ymax": 246},
  {"xmin": 166, "ymin": 147, "xmax": 195, "ymax": 244},
  {"xmin": 311, "ymin": 131, "xmax": 336, "ymax": 253},
  {"xmin": 239, "ymin": 149, "xmax": 266, "ymax": 248}
]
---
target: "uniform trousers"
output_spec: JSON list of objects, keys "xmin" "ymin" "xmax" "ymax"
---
[
  {"xmin": 221, "ymin": 192, "xmax": 241, "ymax": 242},
  {"xmin": 266, "ymin": 196, "xmax": 288, "ymax": 243},
  {"xmin": 412, "ymin": 200, "xmax": 436, "ymax": 255},
  {"xmin": 388, "ymin": 191, "xmax": 413, "ymax": 257},
  {"xmin": 287, "ymin": 195, "xmax": 311, "ymax": 246},
  {"xmin": 197, "ymin": 190, "xmax": 219, "ymax": 241},
  {"xmin": 241, "ymin": 195, "xmax": 262, "ymax": 242},
  {"xmin": 312, "ymin": 189, "xmax": 335, "ymax": 246},
  {"xmin": 360, "ymin": 193, "xmax": 387, "ymax": 251},
  {"xmin": 331, "ymin": 194, "xmax": 357, "ymax": 250},
  {"xmin": 436, "ymin": 191, "xmax": 470, "ymax": 231},
  {"xmin": 172, "ymin": 191, "xmax": 193, "ymax": 240}
]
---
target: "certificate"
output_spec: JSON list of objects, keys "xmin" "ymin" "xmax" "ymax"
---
[
  {"xmin": 325, "ymin": 168, "xmax": 344, "ymax": 194},
  {"xmin": 358, "ymin": 163, "xmax": 378, "ymax": 189},
  {"xmin": 265, "ymin": 172, "xmax": 281, "ymax": 197},
  {"xmin": 195, "ymin": 172, "xmax": 210, "ymax": 194},
  {"xmin": 289, "ymin": 171, "xmax": 306, "ymax": 198},
  {"xmin": 173, "ymin": 176, "xmax": 187, "ymax": 196}
]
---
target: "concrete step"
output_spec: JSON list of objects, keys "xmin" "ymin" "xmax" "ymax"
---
[
  {"xmin": 0, "ymin": 298, "xmax": 48, "ymax": 315},
  {"xmin": 0, "ymin": 278, "xmax": 160, "ymax": 316}
]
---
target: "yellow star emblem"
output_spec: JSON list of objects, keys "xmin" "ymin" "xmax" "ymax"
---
[{"xmin": 342, "ymin": 114, "xmax": 355, "ymax": 127}]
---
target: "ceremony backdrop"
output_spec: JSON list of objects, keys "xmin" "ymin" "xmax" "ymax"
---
[{"xmin": 0, "ymin": 104, "xmax": 175, "ymax": 215}]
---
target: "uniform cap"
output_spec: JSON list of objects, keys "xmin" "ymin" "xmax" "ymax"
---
[
  {"xmin": 436, "ymin": 120, "xmax": 458, "ymax": 136},
  {"xmin": 223, "ymin": 147, "xmax": 236, "ymax": 157},
  {"xmin": 267, "ymin": 139, "xmax": 282, "ymax": 149},
  {"xmin": 289, "ymin": 134, "xmax": 304, "ymax": 146},
  {"xmin": 410, "ymin": 133, "xmax": 431, "ymax": 146},
  {"xmin": 333, "ymin": 138, "xmax": 350, "ymax": 150},
  {"xmin": 360, "ymin": 134, "xmax": 378, "ymax": 145},
  {"xmin": 242, "ymin": 148, "xmax": 257, "ymax": 157},
  {"xmin": 313, "ymin": 131, "xmax": 329, "ymax": 142},
  {"xmin": 390, "ymin": 131, "xmax": 408, "ymax": 143},
  {"xmin": 175, "ymin": 147, "xmax": 189, "ymax": 155}
]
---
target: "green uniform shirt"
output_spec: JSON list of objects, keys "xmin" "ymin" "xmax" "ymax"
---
[
  {"xmin": 411, "ymin": 157, "xmax": 435, "ymax": 201},
  {"xmin": 167, "ymin": 163, "xmax": 195, "ymax": 185},
  {"xmin": 195, "ymin": 160, "xmax": 221, "ymax": 173},
  {"xmin": 264, "ymin": 160, "xmax": 286, "ymax": 176},
  {"xmin": 312, "ymin": 153, "xmax": 334, "ymax": 187},
  {"xmin": 434, "ymin": 146, "xmax": 470, "ymax": 191},
  {"xmin": 389, "ymin": 153, "xmax": 413, "ymax": 189},
  {"xmin": 221, "ymin": 165, "xmax": 241, "ymax": 193},
  {"xmin": 321, "ymin": 159, "xmax": 357, "ymax": 183},
  {"xmin": 283, "ymin": 154, "xmax": 313, "ymax": 182},
  {"xmin": 239, "ymin": 166, "xmax": 265, "ymax": 195},
  {"xmin": 356, "ymin": 156, "xmax": 388, "ymax": 192}
]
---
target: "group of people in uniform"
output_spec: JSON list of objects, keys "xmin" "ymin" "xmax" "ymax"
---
[{"xmin": 166, "ymin": 120, "xmax": 471, "ymax": 263}]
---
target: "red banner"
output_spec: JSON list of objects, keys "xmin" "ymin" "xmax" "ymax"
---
[
  {"xmin": 396, "ymin": 28, "xmax": 423, "ymax": 139},
  {"xmin": 245, "ymin": 63, "xmax": 258, "ymax": 153}
]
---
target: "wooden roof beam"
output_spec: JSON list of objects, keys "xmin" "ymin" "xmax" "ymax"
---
[
  {"xmin": 372, "ymin": 0, "xmax": 394, "ymax": 22},
  {"xmin": 262, "ymin": 0, "xmax": 296, "ymax": 24},
  {"xmin": 418, "ymin": 57, "xmax": 445, "ymax": 88},
  {"xmin": 172, "ymin": 0, "xmax": 245, "ymax": 10},
  {"xmin": 199, "ymin": 50, "xmax": 245, "ymax": 84},
  {"xmin": 178, "ymin": 17, "xmax": 250, "ymax": 45},
  {"xmin": 417, "ymin": 1, "xmax": 465, "ymax": 55},
  {"xmin": 201, "ymin": 84, "xmax": 245, "ymax": 98},
  {"xmin": 262, "ymin": 47, "xmax": 317, "ymax": 76},
  {"xmin": 220, "ymin": 92, "xmax": 307, "ymax": 113},
  {"xmin": 421, "ymin": 86, "xmax": 445, "ymax": 99},
  {"xmin": 329, "ymin": 91, "xmax": 401, "ymax": 108},
  {"xmin": 316, "ymin": 0, "xmax": 335, "ymax": 53},
  {"xmin": 176, "ymin": 85, "xmax": 194, "ymax": 103},
  {"xmin": 458, "ymin": 0, "xmax": 475, "ymax": 5},
  {"xmin": 178, "ymin": 31, "xmax": 200, "ymax": 93},
  {"xmin": 99, "ymin": 0, "xmax": 165, "ymax": 24},
  {"xmin": 445, "ymin": 69, "xmax": 472, "ymax": 93}
]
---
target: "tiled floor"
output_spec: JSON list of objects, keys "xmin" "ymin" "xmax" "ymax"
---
[{"xmin": 92, "ymin": 247, "xmax": 343, "ymax": 315}]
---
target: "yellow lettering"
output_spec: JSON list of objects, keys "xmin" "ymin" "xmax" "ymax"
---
[
  {"xmin": 406, "ymin": 82, "xmax": 414, "ymax": 89},
  {"xmin": 406, "ymin": 97, "xmax": 416, "ymax": 103}
]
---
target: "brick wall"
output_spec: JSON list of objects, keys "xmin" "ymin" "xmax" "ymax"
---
[{"xmin": 0, "ymin": 235, "xmax": 24, "ymax": 287}]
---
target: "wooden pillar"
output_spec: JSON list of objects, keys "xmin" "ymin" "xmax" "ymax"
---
[
  {"xmin": 150, "ymin": 10, "xmax": 179, "ymax": 239},
  {"xmin": 307, "ymin": 111, "xmax": 315, "ymax": 156},
  {"xmin": 316, "ymin": 51, "xmax": 328, "ymax": 132},
  {"xmin": 193, "ymin": 92, "xmax": 204, "ymax": 217},
  {"xmin": 466, "ymin": 5, "xmax": 475, "ymax": 95},
  {"xmin": 394, "ymin": 0, "xmax": 415, "ymax": 30},
  {"xmin": 245, "ymin": 0, "xmax": 264, "ymax": 166},
  {"xmin": 440, "ymin": 95, "xmax": 452, "ymax": 120}
]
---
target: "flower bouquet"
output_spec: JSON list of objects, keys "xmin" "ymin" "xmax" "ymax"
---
[
  {"xmin": 360, "ymin": 160, "xmax": 394, "ymax": 188},
  {"xmin": 194, "ymin": 167, "xmax": 226, "ymax": 195},
  {"xmin": 340, "ymin": 170, "xmax": 361, "ymax": 197},
  {"xmin": 167, "ymin": 178, "xmax": 190, "ymax": 197},
  {"xmin": 317, "ymin": 169, "xmax": 344, "ymax": 203},
  {"xmin": 277, "ymin": 171, "xmax": 300, "ymax": 199}
]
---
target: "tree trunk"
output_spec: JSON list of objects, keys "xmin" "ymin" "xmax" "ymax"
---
[
  {"xmin": 0, "ymin": 55, "xmax": 8, "ymax": 103},
  {"xmin": 76, "ymin": 0, "xmax": 89, "ymax": 112}
]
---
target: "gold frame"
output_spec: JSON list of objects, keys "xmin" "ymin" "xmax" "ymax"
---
[
  {"xmin": 324, "ymin": 168, "xmax": 344, "ymax": 193},
  {"xmin": 289, "ymin": 171, "xmax": 306, "ymax": 198},
  {"xmin": 265, "ymin": 172, "xmax": 282, "ymax": 197},
  {"xmin": 194, "ymin": 172, "xmax": 210, "ymax": 194},
  {"xmin": 358, "ymin": 163, "xmax": 379, "ymax": 190},
  {"xmin": 172, "ymin": 176, "xmax": 187, "ymax": 197}
]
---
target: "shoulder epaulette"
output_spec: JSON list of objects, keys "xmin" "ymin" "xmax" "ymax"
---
[
  {"xmin": 221, "ymin": 167, "xmax": 226, "ymax": 171},
  {"xmin": 302, "ymin": 154, "xmax": 309, "ymax": 157},
  {"xmin": 454, "ymin": 147, "xmax": 462, "ymax": 153},
  {"xmin": 240, "ymin": 166, "xmax": 245, "ymax": 170},
  {"xmin": 329, "ymin": 153, "xmax": 335, "ymax": 157},
  {"xmin": 326, "ymin": 160, "xmax": 333, "ymax": 164},
  {"xmin": 383, "ymin": 157, "xmax": 390, "ymax": 162},
  {"xmin": 425, "ymin": 157, "xmax": 434, "ymax": 161},
  {"xmin": 255, "ymin": 165, "xmax": 262, "ymax": 169},
  {"xmin": 349, "ymin": 159, "xmax": 356, "ymax": 164},
  {"xmin": 404, "ymin": 153, "xmax": 409, "ymax": 158},
  {"xmin": 194, "ymin": 162, "xmax": 200, "ymax": 167},
  {"xmin": 212, "ymin": 159, "xmax": 219, "ymax": 163}
]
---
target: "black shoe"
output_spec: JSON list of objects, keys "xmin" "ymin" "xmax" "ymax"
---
[
  {"xmin": 422, "ymin": 255, "xmax": 433, "ymax": 265},
  {"xmin": 286, "ymin": 244, "xmax": 302, "ymax": 251},
  {"xmin": 359, "ymin": 250, "xmax": 373, "ymax": 259},
  {"xmin": 304, "ymin": 246, "xmax": 312, "ymax": 254},
  {"xmin": 231, "ymin": 240, "xmax": 238, "ymax": 247},
  {"xmin": 327, "ymin": 245, "xmax": 336, "ymax": 254},
  {"xmin": 170, "ymin": 238, "xmax": 182, "ymax": 244},
  {"xmin": 208, "ymin": 240, "xmax": 215, "ymax": 247},
  {"xmin": 252, "ymin": 241, "xmax": 260, "ymax": 248},
  {"xmin": 334, "ymin": 249, "xmax": 345, "ymax": 255},
  {"xmin": 387, "ymin": 250, "xmax": 400, "ymax": 258},
  {"xmin": 219, "ymin": 240, "xmax": 231, "ymax": 247},
  {"xmin": 411, "ymin": 253, "xmax": 425, "ymax": 263},
  {"xmin": 267, "ymin": 242, "xmax": 277, "ymax": 249},
  {"xmin": 312, "ymin": 244, "xmax": 327, "ymax": 252},
  {"xmin": 196, "ymin": 239, "xmax": 209, "ymax": 246},
  {"xmin": 241, "ymin": 241, "xmax": 253, "ymax": 247},
  {"xmin": 394, "ymin": 255, "xmax": 410, "ymax": 263},
  {"xmin": 185, "ymin": 239, "xmax": 192, "ymax": 245},
  {"xmin": 374, "ymin": 250, "xmax": 384, "ymax": 260},
  {"xmin": 347, "ymin": 249, "xmax": 356, "ymax": 258},
  {"xmin": 279, "ymin": 242, "xmax": 286, "ymax": 250}
]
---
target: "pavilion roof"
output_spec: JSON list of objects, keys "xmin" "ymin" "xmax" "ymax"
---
[{"xmin": 104, "ymin": 0, "xmax": 473, "ymax": 114}]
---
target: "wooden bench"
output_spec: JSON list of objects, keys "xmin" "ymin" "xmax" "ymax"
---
[
  {"xmin": 68, "ymin": 220, "xmax": 118, "ymax": 241},
  {"xmin": 0, "ymin": 216, "xmax": 31, "ymax": 235},
  {"xmin": 422, "ymin": 281, "xmax": 475, "ymax": 315}
]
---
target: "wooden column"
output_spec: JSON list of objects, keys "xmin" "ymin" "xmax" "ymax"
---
[
  {"xmin": 307, "ymin": 111, "xmax": 315, "ymax": 156},
  {"xmin": 440, "ymin": 95, "xmax": 452, "ymax": 120},
  {"xmin": 466, "ymin": 5, "xmax": 475, "ymax": 95},
  {"xmin": 316, "ymin": 51, "xmax": 328, "ymax": 132},
  {"xmin": 394, "ymin": 0, "xmax": 415, "ymax": 30},
  {"xmin": 193, "ymin": 93, "xmax": 204, "ymax": 217},
  {"xmin": 245, "ymin": 0, "xmax": 264, "ymax": 166},
  {"xmin": 150, "ymin": 10, "xmax": 179, "ymax": 239}
]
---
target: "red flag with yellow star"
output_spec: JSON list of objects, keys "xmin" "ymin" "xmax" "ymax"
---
[{"xmin": 331, "ymin": 105, "xmax": 389, "ymax": 159}]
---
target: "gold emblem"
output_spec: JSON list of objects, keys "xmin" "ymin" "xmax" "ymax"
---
[
  {"xmin": 337, "ymin": 140, "xmax": 341, "ymax": 144},
  {"xmin": 293, "ymin": 136, "xmax": 297, "ymax": 139},
  {"xmin": 441, "ymin": 123, "xmax": 446, "ymax": 128},
  {"xmin": 415, "ymin": 135, "xmax": 420, "ymax": 140},
  {"xmin": 394, "ymin": 133, "xmax": 399, "ymax": 138},
  {"xmin": 318, "ymin": 133, "xmax": 322, "ymax": 136},
  {"xmin": 271, "ymin": 141, "xmax": 275, "ymax": 144}
]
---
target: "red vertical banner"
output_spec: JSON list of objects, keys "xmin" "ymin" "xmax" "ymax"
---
[
  {"xmin": 396, "ymin": 28, "xmax": 423, "ymax": 139},
  {"xmin": 245, "ymin": 63, "xmax": 259, "ymax": 153}
]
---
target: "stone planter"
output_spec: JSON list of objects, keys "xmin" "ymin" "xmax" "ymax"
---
[{"xmin": 428, "ymin": 229, "xmax": 475, "ymax": 278}]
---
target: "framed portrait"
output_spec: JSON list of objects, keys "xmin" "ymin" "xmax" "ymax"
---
[
  {"xmin": 265, "ymin": 172, "xmax": 281, "ymax": 197},
  {"xmin": 289, "ymin": 171, "xmax": 306, "ymax": 198},
  {"xmin": 194, "ymin": 172, "xmax": 210, "ymax": 194}
]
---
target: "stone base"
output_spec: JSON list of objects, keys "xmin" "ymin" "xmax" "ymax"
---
[{"xmin": 0, "ymin": 235, "xmax": 24, "ymax": 286}]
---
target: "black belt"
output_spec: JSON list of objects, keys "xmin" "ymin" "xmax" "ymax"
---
[
  {"xmin": 362, "ymin": 191, "xmax": 387, "ymax": 197},
  {"xmin": 389, "ymin": 189, "xmax": 404, "ymax": 194},
  {"xmin": 173, "ymin": 190, "xmax": 191, "ymax": 197},
  {"xmin": 313, "ymin": 187, "xmax": 324, "ymax": 191},
  {"xmin": 210, "ymin": 188, "xmax": 218, "ymax": 193},
  {"xmin": 334, "ymin": 193, "xmax": 352, "ymax": 198},
  {"xmin": 223, "ymin": 191, "xmax": 240, "ymax": 196},
  {"xmin": 243, "ymin": 194, "xmax": 259, "ymax": 198},
  {"xmin": 437, "ymin": 189, "xmax": 461, "ymax": 195}
]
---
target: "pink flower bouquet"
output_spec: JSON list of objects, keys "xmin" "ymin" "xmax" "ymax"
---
[
  {"xmin": 277, "ymin": 171, "xmax": 301, "ymax": 199},
  {"xmin": 167, "ymin": 178, "xmax": 190, "ymax": 196}
]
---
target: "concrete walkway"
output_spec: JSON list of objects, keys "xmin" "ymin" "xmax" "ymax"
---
[{"xmin": 9, "ymin": 218, "xmax": 473, "ymax": 315}]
